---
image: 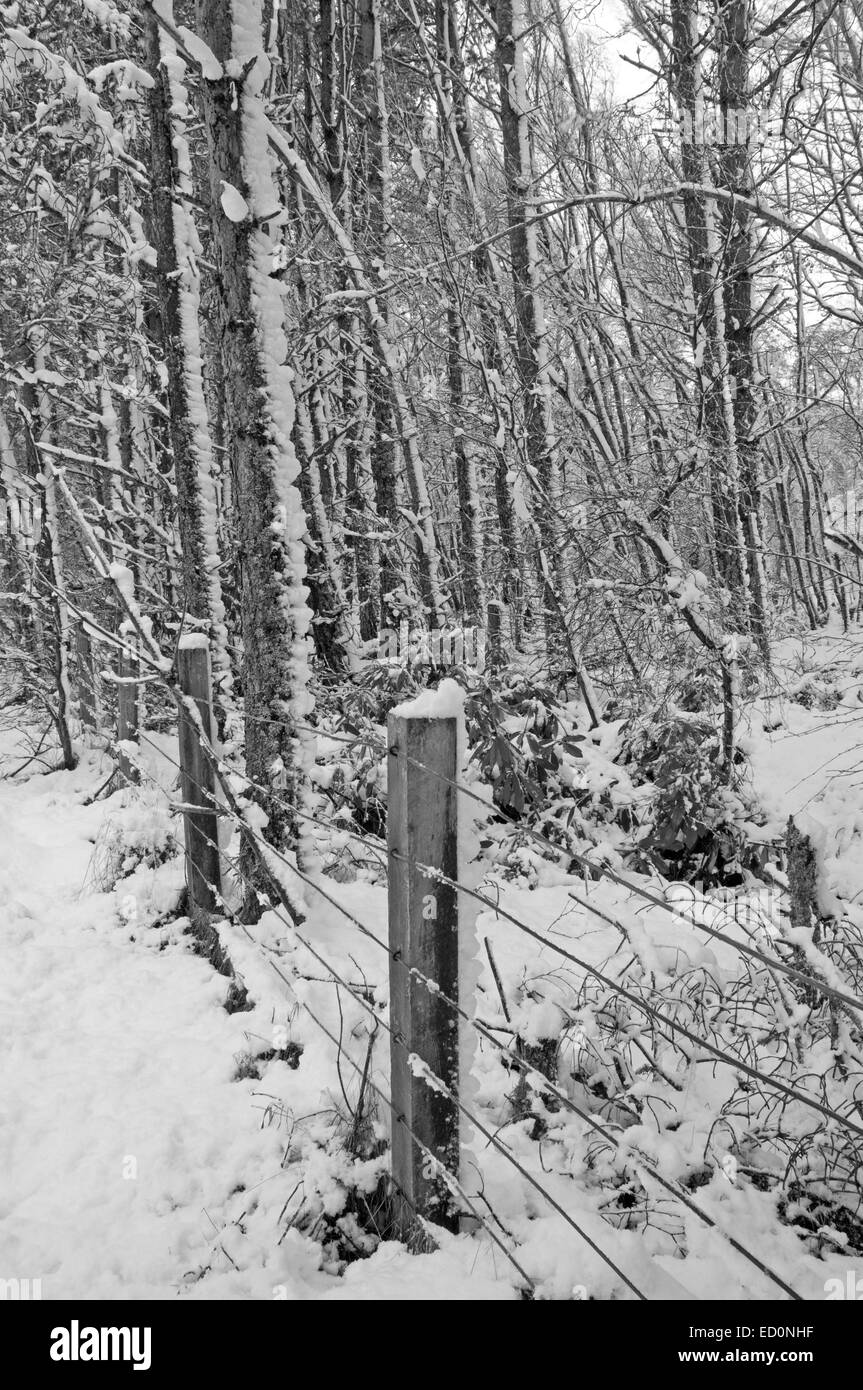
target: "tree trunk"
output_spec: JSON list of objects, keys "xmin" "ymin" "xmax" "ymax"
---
[
  {"xmin": 196, "ymin": 0, "xmax": 315, "ymax": 904},
  {"xmin": 355, "ymin": 0, "xmax": 410, "ymax": 626},
  {"xmin": 716, "ymin": 0, "xmax": 769, "ymax": 658},
  {"xmin": 145, "ymin": 3, "xmax": 230, "ymax": 692},
  {"xmin": 671, "ymin": 0, "xmax": 750, "ymax": 627}
]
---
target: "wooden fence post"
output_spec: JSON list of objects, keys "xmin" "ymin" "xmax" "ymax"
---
[
  {"xmin": 387, "ymin": 703, "xmax": 460, "ymax": 1239},
  {"xmin": 486, "ymin": 599, "xmax": 504, "ymax": 673},
  {"xmin": 177, "ymin": 636, "xmax": 222, "ymax": 926},
  {"xmin": 76, "ymin": 623, "xmax": 97, "ymax": 732},
  {"xmin": 116, "ymin": 640, "xmax": 140, "ymax": 785},
  {"xmin": 786, "ymin": 816, "xmax": 820, "ymax": 1010}
]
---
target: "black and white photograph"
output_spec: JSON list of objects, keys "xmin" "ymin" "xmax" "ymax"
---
[{"xmin": 0, "ymin": 0, "xmax": 861, "ymax": 1345}]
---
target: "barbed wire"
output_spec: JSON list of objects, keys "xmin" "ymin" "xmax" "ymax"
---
[
  {"xmin": 131, "ymin": 731, "xmax": 807, "ymax": 1297},
  {"xmin": 133, "ymin": 722, "xmax": 863, "ymax": 1138},
  {"xmin": 130, "ymin": 734, "xmax": 650, "ymax": 1299},
  {"xmin": 290, "ymin": 713, "xmax": 863, "ymax": 1017},
  {"xmin": 156, "ymin": 687, "xmax": 863, "ymax": 1019}
]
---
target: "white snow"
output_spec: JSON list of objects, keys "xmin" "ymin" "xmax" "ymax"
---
[
  {"xmin": 81, "ymin": 0, "xmax": 130, "ymax": 37},
  {"xmin": 219, "ymin": 180, "xmax": 250, "ymax": 224},
  {"xmin": 174, "ymin": 24, "xmax": 223, "ymax": 81},
  {"xmin": 109, "ymin": 561, "xmax": 135, "ymax": 605},
  {"xmin": 0, "ymin": 727, "xmax": 514, "ymax": 1300},
  {"xmin": 392, "ymin": 677, "xmax": 465, "ymax": 720},
  {"xmin": 3, "ymin": 631, "xmax": 862, "ymax": 1301}
]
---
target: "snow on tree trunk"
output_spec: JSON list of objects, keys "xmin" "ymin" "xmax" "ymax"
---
[
  {"xmin": 716, "ymin": 0, "xmax": 769, "ymax": 659},
  {"xmin": 35, "ymin": 354, "xmax": 75, "ymax": 769},
  {"xmin": 355, "ymin": 0, "xmax": 402, "ymax": 627},
  {"xmin": 145, "ymin": 1, "xmax": 230, "ymax": 695},
  {"xmin": 196, "ymin": 0, "xmax": 315, "ymax": 894}
]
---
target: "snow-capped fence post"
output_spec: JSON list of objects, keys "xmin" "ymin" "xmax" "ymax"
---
[
  {"xmin": 387, "ymin": 693, "xmax": 461, "ymax": 1240},
  {"xmin": 75, "ymin": 623, "xmax": 97, "ymax": 733},
  {"xmin": 177, "ymin": 637, "xmax": 222, "ymax": 926},
  {"xmin": 116, "ymin": 640, "xmax": 140, "ymax": 786}
]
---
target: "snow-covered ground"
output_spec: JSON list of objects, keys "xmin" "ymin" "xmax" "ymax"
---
[
  {"xmin": 0, "ymin": 735, "xmax": 510, "ymax": 1300},
  {"xmin": 2, "ymin": 628, "xmax": 862, "ymax": 1301}
]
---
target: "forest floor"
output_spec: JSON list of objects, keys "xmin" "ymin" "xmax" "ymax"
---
[{"xmin": 1, "ymin": 627, "xmax": 862, "ymax": 1300}]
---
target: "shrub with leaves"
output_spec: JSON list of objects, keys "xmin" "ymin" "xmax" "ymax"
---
[
  {"xmin": 328, "ymin": 662, "xmax": 421, "ymax": 729},
  {"xmin": 465, "ymin": 676, "xmax": 584, "ymax": 817},
  {"xmin": 624, "ymin": 711, "xmax": 768, "ymax": 885}
]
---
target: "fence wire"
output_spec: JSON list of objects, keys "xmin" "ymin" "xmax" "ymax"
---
[{"xmin": 129, "ymin": 727, "xmax": 812, "ymax": 1299}]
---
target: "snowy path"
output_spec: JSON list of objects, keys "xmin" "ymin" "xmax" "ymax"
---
[
  {"xmin": 0, "ymin": 747, "xmax": 515, "ymax": 1300},
  {"xmin": 0, "ymin": 748, "xmax": 292, "ymax": 1297}
]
